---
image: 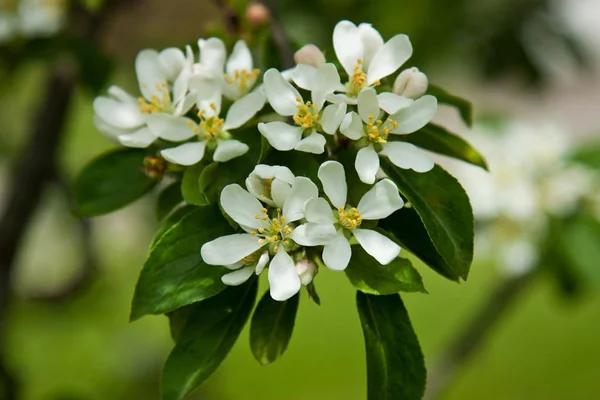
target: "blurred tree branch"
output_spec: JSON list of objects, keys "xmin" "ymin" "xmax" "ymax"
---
[
  {"xmin": 424, "ymin": 271, "xmax": 536, "ymax": 400},
  {"xmin": 0, "ymin": 0, "xmax": 138, "ymax": 398},
  {"xmin": 256, "ymin": 0, "xmax": 294, "ymax": 69}
]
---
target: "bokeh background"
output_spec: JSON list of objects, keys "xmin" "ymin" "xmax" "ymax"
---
[{"xmin": 1, "ymin": 0, "xmax": 600, "ymax": 399}]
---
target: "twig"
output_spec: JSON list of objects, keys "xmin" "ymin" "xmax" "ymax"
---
[
  {"xmin": 424, "ymin": 271, "xmax": 536, "ymax": 400},
  {"xmin": 212, "ymin": 0, "xmax": 242, "ymax": 36},
  {"xmin": 256, "ymin": 0, "xmax": 294, "ymax": 69},
  {"xmin": 0, "ymin": 0, "xmax": 137, "ymax": 398}
]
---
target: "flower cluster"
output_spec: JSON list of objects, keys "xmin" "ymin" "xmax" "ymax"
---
[
  {"xmin": 92, "ymin": 20, "xmax": 442, "ymax": 301},
  {"xmin": 449, "ymin": 119, "xmax": 600, "ymax": 276},
  {"xmin": 0, "ymin": 0, "xmax": 65, "ymax": 43},
  {"xmin": 201, "ymin": 161, "xmax": 404, "ymax": 300}
]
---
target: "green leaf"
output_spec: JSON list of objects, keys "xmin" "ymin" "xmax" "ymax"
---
[
  {"xmin": 356, "ymin": 292, "xmax": 426, "ymax": 400},
  {"xmin": 380, "ymin": 208, "xmax": 458, "ymax": 281},
  {"xmin": 400, "ymin": 123, "xmax": 488, "ymax": 170},
  {"xmin": 558, "ymin": 215, "xmax": 600, "ymax": 285},
  {"xmin": 74, "ymin": 148, "xmax": 157, "ymax": 217},
  {"xmin": 162, "ymin": 280, "xmax": 258, "ymax": 400},
  {"xmin": 346, "ymin": 247, "xmax": 426, "ymax": 295},
  {"xmin": 130, "ymin": 206, "xmax": 233, "ymax": 321},
  {"xmin": 181, "ymin": 162, "xmax": 208, "ymax": 206},
  {"xmin": 381, "ymin": 162, "xmax": 474, "ymax": 280},
  {"xmin": 263, "ymin": 149, "xmax": 326, "ymax": 183},
  {"xmin": 568, "ymin": 141, "xmax": 600, "ymax": 170},
  {"xmin": 156, "ymin": 181, "xmax": 184, "ymax": 221},
  {"xmin": 427, "ymin": 84, "xmax": 473, "ymax": 127},
  {"xmin": 250, "ymin": 291, "xmax": 299, "ymax": 365}
]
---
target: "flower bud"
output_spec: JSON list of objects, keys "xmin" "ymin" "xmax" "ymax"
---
[
  {"xmin": 295, "ymin": 259, "xmax": 317, "ymax": 286},
  {"xmin": 393, "ymin": 67, "xmax": 428, "ymax": 99},
  {"xmin": 143, "ymin": 155, "xmax": 167, "ymax": 180},
  {"xmin": 294, "ymin": 44, "xmax": 326, "ymax": 67},
  {"xmin": 246, "ymin": 2, "xmax": 270, "ymax": 26}
]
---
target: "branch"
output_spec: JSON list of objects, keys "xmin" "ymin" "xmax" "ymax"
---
[
  {"xmin": 0, "ymin": 0, "xmax": 138, "ymax": 397},
  {"xmin": 212, "ymin": 0, "xmax": 242, "ymax": 36},
  {"xmin": 423, "ymin": 271, "xmax": 536, "ymax": 400},
  {"xmin": 256, "ymin": 0, "xmax": 294, "ymax": 69}
]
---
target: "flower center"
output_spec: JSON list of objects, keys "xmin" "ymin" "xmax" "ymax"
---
[
  {"xmin": 338, "ymin": 206, "xmax": 362, "ymax": 230},
  {"xmin": 365, "ymin": 115, "xmax": 397, "ymax": 144},
  {"xmin": 138, "ymin": 81, "xmax": 174, "ymax": 114},
  {"xmin": 251, "ymin": 207, "xmax": 294, "ymax": 253},
  {"xmin": 346, "ymin": 59, "xmax": 381, "ymax": 97},
  {"xmin": 196, "ymin": 103, "xmax": 225, "ymax": 140},
  {"xmin": 224, "ymin": 68, "xmax": 260, "ymax": 94},
  {"xmin": 293, "ymin": 98, "xmax": 320, "ymax": 129}
]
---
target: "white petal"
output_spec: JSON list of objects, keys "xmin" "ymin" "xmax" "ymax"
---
[
  {"xmin": 263, "ymin": 68, "xmax": 301, "ymax": 116},
  {"xmin": 172, "ymin": 68, "xmax": 191, "ymax": 106},
  {"xmin": 199, "ymin": 37, "xmax": 227, "ymax": 75},
  {"xmin": 107, "ymin": 85, "xmax": 138, "ymax": 105},
  {"xmin": 357, "ymin": 179, "xmax": 404, "ymax": 219},
  {"xmin": 377, "ymin": 92, "xmax": 414, "ymax": 114},
  {"xmin": 327, "ymin": 93, "xmax": 358, "ymax": 105},
  {"xmin": 135, "ymin": 49, "xmax": 166, "ymax": 100},
  {"xmin": 320, "ymin": 103, "xmax": 347, "ymax": 135},
  {"xmin": 201, "ymin": 234, "xmax": 264, "ymax": 265},
  {"xmin": 145, "ymin": 114, "xmax": 196, "ymax": 141},
  {"xmin": 304, "ymin": 197, "xmax": 336, "ymax": 224},
  {"xmin": 220, "ymin": 184, "xmax": 270, "ymax": 229},
  {"xmin": 221, "ymin": 266, "xmax": 255, "ymax": 286},
  {"xmin": 294, "ymin": 132, "xmax": 326, "ymax": 154},
  {"xmin": 289, "ymin": 223, "xmax": 336, "ymax": 246},
  {"xmin": 226, "ymin": 40, "xmax": 253, "ymax": 75},
  {"xmin": 223, "ymin": 262, "xmax": 244, "ymax": 270},
  {"xmin": 311, "ymin": 63, "xmax": 345, "ymax": 109},
  {"xmin": 255, "ymin": 252, "xmax": 270, "ymax": 275},
  {"xmin": 332, "ymin": 20, "xmax": 363, "ymax": 77},
  {"xmin": 381, "ymin": 142, "xmax": 434, "ymax": 173},
  {"xmin": 353, "ymin": 229, "xmax": 401, "ymax": 265},
  {"xmin": 273, "ymin": 166, "xmax": 296, "ymax": 184},
  {"xmin": 174, "ymin": 91, "xmax": 197, "ymax": 116},
  {"xmin": 268, "ymin": 249, "xmax": 301, "ymax": 301},
  {"xmin": 355, "ymin": 145, "xmax": 380, "ymax": 184},
  {"xmin": 189, "ymin": 74, "xmax": 222, "ymax": 116},
  {"xmin": 292, "ymin": 64, "xmax": 318, "ymax": 90},
  {"xmin": 271, "ymin": 179, "xmax": 292, "ymax": 208},
  {"xmin": 322, "ymin": 230, "xmax": 352, "ymax": 271},
  {"xmin": 93, "ymin": 96, "xmax": 144, "ymax": 130},
  {"xmin": 258, "ymin": 122, "xmax": 303, "ymax": 151},
  {"xmin": 367, "ymin": 34, "xmax": 413, "ymax": 85},
  {"xmin": 118, "ymin": 127, "xmax": 156, "ymax": 148},
  {"xmin": 389, "ymin": 95, "xmax": 437, "ymax": 134},
  {"xmin": 160, "ymin": 141, "xmax": 206, "ymax": 166},
  {"xmin": 94, "ymin": 115, "xmax": 124, "ymax": 140},
  {"xmin": 318, "ymin": 160, "xmax": 347, "ymax": 208},
  {"xmin": 283, "ymin": 177, "xmax": 319, "ymax": 222},
  {"xmin": 358, "ymin": 23, "xmax": 384, "ymax": 69},
  {"xmin": 340, "ymin": 112, "xmax": 364, "ymax": 140},
  {"xmin": 158, "ymin": 47, "xmax": 186, "ymax": 82},
  {"xmin": 245, "ymin": 176, "xmax": 274, "ymax": 206},
  {"xmin": 223, "ymin": 90, "xmax": 266, "ymax": 130},
  {"xmin": 357, "ymin": 87, "xmax": 380, "ymax": 123},
  {"xmin": 213, "ymin": 139, "xmax": 249, "ymax": 162}
]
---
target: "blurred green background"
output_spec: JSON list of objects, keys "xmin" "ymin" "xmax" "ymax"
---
[{"xmin": 2, "ymin": 0, "xmax": 600, "ymax": 399}]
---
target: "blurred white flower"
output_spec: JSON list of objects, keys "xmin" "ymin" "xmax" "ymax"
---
[
  {"xmin": 259, "ymin": 67, "xmax": 346, "ymax": 154},
  {"xmin": 291, "ymin": 161, "xmax": 403, "ymax": 271},
  {"xmin": 0, "ymin": 0, "xmax": 66, "ymax": 43},
  {"xmin": 339, "ymin": 87, "xmax": 437, "ymax": 183}
]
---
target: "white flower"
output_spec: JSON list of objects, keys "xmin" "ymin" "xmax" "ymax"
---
[
  {"xmin": 245, "ymin": 164, "xmax": 296, "ymax": 207},
  {"xmin": 258, "ymin": 68, "xmax": 347, "ymax": 154},
  {"xmin": 291, "ymin": 161, "xmax": 404, "ymax": 271},
  {"xmin": 0, "ymin": 0, "xmax": 66, "ymax": 43},
  {"xmin": 393, "ymin": 67, "xmax": 429, "ymax": 99},
  {"xmin": 157, "ymin": 76, "xmax": 266, "ymax": 166},
  {"xmin": 180, "ymin": 37, "xmax": 262, "ymax": 101},
  {"xmin": 339, "ymin": 87, "xmax": 437, "ymax": 183},
  {"xmin": 93, "ymin": 48, "xmax": 194, "ymax": 148},
  {"xmin": 328, "ymin": 20, "xmax": 413, "ymax": 104},
  {"xmin": 201, "ymin": 177, "xmax": 319, "ymax": 301}
]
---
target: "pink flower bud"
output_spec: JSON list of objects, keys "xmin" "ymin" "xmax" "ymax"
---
[
  {"xmin": 246, "ymin": 2, "xmax": 270, "ymax": 26},
  {"xmin": 295, "ymin": 259, "xmax": 317, "ymax": 286},
  {"xmin": 294, "ymin": 44, "xmax": 326, "ymax": 67},
  {"xmin": 393, "ymin": 67, "xmax": 428, "ymax": 99}
]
